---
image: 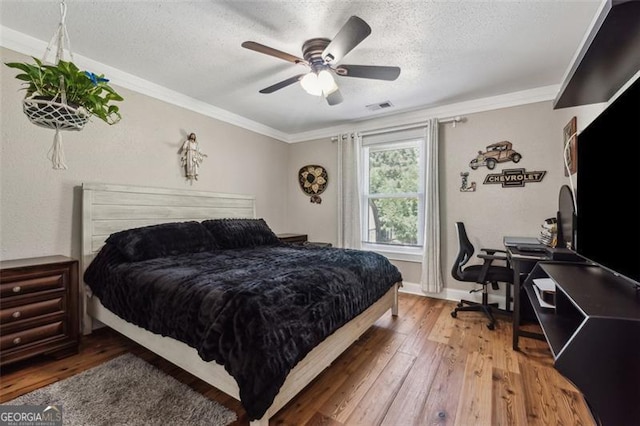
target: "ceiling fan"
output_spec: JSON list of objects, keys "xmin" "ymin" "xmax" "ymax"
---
[{"xmin": 242, "ymin": 16, "xmax": 401, "ymax": 106}]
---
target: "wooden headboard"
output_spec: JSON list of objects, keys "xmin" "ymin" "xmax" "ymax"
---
[{"xmin": 81, "ymin": 183, "xmax": 255, "ymax": 332}]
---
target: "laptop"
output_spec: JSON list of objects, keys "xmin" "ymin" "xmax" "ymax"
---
[
  {"xmin": 503, "ymin": 236, "xmax": 542, "ymax": 247},
  {"xmin": 515, "ymin": 244, "xmax": 548, "ymax": 254}
]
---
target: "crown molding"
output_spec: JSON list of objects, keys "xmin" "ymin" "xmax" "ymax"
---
[
  {"xmin": 286, "ymin": 84, "xmax": 561, "ymax": 143},
  {"xmin": 0, "ymin": 26, "xmax": 289, "ymax": 143},
  {"xmin": 1, "ymin": 25, "xmax": 560, "ymax": 145}
]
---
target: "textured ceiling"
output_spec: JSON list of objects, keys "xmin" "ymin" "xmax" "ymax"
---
[{"xmin": 0, "ymin": 0, "xmax": 602, "ymax": 137}]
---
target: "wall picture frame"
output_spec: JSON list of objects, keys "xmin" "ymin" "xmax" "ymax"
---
[{"xmin": 563, "ymin": 116, "xmax": 577, "ymax": 176}]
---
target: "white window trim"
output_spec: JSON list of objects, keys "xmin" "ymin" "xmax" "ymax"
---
[
  {"xmin": 360, "ymin": 134, "xmax": 427, "ymax": 259},
  {"xmin": 361, "ymin": 242, "xmax": 423, "ymax": 263}
]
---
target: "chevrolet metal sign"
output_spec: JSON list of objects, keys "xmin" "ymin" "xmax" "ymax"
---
[{"xmin": 483, "ymin": 168, "xmax": 546, "ymax": 187}]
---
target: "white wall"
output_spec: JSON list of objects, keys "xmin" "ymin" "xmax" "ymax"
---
[
  {"xmin": 286, "ymin": 100, "xmax": 605, "ymax": 290},
  {"xmin": 0, "ymin": 47, "xmax": 290, "ymax": 261},
  {"xmin": 287, "ymin": 139, "xmax": 338, "ymax": 244},
  {"xmin": 440, "ymin": 101, "xmax": 603, "ymax": 290},
  {"xmin": 1, "ymin": 44, "xmax": 607, "ymax": 291}
]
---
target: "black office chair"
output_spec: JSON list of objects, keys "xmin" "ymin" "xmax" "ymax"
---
[{"xmin": 450, "ymin": 222, "xmax": 513, "ymax": 330}]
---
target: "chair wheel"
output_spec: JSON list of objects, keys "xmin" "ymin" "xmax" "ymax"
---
[
  {"xmin": 451, "ymin": 310, "xmax": 457, "ymax": 318},
  {"xmin": 457, "ymin": 302, "xmax": 464, "ymax": 308},
  {"xmin": 487, "ymin": 323, "xmax": 495, "ymax": 330}
]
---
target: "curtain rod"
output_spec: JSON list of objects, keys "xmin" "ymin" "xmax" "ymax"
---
[
  {"xmin": 438, "ymin": 115, "xmax": 465, "ymax": 125},
  {"xmin": 359, "ymin": 121, "xmax": 428, "ymax": 137},
  {"xmin": 330, "ymin": 115, "xmax": 465, "ymax": 141}
]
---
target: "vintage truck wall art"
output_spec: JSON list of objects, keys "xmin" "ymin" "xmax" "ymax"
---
[{"xmin": 470, "ymin": 141, "xmax": 522, "ymax": 170}]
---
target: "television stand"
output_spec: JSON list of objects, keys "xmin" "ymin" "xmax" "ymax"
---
[{"xmin": 522, "ymin": 262, "xmax": 640, "ymax": 426}]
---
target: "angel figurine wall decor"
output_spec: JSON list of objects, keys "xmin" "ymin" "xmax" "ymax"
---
[{"xmin": 180, "ymin": 132, "xmax": 207, "ymax": 184}]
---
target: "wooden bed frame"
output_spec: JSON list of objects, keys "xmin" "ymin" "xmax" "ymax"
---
[{"xmin": 81, "ymin": 183, "xmax": 399, "ymax": 425}]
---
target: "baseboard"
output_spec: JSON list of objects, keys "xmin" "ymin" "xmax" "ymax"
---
[{"xmin": 399, "ymin": 282, "xmax": 509, "ymax": 310}]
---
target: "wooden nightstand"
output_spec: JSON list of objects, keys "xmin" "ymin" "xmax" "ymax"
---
[
  {"xmin": 277, "ymin": 233, "xmax": 308, "ymax": 244},
  {"xmin": 0, "ymin": 255, "xmax": 80, "ymax": 366}
]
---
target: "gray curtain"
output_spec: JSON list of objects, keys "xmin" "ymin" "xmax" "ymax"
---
[
  {"xmin": 420, "ymin": 119, "xmax": 444, "ymax": 293},
  {"xmin": 337, "ymin": 132, "xmax": 362, "ymax": 249}
]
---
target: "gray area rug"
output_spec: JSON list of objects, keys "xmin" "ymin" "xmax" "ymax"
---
[{"xmin": 7, "ymin": 353, "xmax": 237, "ymax": 426}]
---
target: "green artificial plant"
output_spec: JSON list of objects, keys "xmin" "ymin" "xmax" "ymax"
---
[{"xmin": 5, "ymin": 57, "xmax": 124, "ymax": 125}]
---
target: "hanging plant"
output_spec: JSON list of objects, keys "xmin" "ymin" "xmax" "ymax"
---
[
  {"xmin": 2, "ymin": 0, "xmax": 124, "ymax": 169},
  {"xmin": 5, "ymin": 58, "xmax": 123, "ymax": 126}
]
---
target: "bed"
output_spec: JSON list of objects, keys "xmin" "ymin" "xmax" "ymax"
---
[{"xmin": 81, "ymin": 183, "xmax": 401, "ymax": 425}]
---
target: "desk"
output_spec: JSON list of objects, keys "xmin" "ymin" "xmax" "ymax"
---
[
  {"xmin": 505, "ymin": 244, "xmax": 549, "ymax": 350},
  {"xmin": 504, "ymin": 238, "xmax": 579, "ymax": 350},
  {"xmin": 521, "ymin": 262, "xmax": 640, "ymax": 426}
]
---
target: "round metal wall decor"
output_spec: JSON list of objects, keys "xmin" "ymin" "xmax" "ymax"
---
[{"xmin": 298, "ymin": 165, "xmax": 328, "ymax": 204}]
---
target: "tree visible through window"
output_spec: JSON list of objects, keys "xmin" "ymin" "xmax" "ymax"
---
[{"xmin": 363, "ymin": 139, "xmax": 424, "ymax": 247}]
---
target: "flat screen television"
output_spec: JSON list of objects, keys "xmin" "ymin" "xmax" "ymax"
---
[{"xmin": 575, "ymin": 75, "xmax": 640, "ymax": 287}]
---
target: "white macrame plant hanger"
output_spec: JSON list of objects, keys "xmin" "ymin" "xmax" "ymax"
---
[{"xmin": 24, "ymin": 0, "xmax": 89, "ymax": 169}]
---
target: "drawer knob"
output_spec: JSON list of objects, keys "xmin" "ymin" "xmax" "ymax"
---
[
  {"xmin": 11, "ymin": 311, "xmax": 21, "ymax": 319},
  {"xmin": 12, "ymin": 286, "xmax": 21, "ymax": 293},
  {"xmin": 13, "ymin": 337, "xmax": 21, "ymax": 345}
]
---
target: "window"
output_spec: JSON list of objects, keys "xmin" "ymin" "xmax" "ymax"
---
[{"xmin": 361, "ymin": 127, "xmax": 426, "ymax": 259}]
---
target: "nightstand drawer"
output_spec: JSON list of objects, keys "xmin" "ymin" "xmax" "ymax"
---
[
  {"xmin": 0, "ymin": 274, "xmax": 65, "ymax": 298},
  {"xmin": 0, "ymin": 256, "xmax": 79, "ymax": 366},
  {"xmin": 0, "ymin": 321, "xmax": 64, "ymax": 351},
  {"xmin": 0, "ymin": 297, "xmax": 64, "ymax": 324}
]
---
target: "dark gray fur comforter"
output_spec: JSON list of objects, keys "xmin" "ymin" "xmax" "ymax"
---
[{"xmin": 84, "ymin": 244, "xmax": 402, "ymax": 420}]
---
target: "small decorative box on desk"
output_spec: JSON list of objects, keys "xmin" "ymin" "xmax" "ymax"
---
[
  {"xmin": 277, "ymin": 233, "xmax": 308, "ymax": 244},
  {"xmin": 0, "ymin": 255, "xmax": 80, "ymax": 366}
]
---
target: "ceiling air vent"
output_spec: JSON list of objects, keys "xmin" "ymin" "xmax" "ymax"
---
[{"xmin": 365, "ymin": 101, "xmax": 394, "ymax": 111}]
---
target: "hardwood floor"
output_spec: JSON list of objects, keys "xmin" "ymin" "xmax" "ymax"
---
[{"xmin": 0, "ymin": 294, "xmax": 596, "ymax": 425}]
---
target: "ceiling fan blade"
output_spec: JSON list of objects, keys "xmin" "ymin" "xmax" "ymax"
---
[
  {"xmin": 326, "ymin": 89, "xmax": 344, "ymax": 106},
  {"xmin": 335, "ymin": 65, "xmax": 401, "ymax": 81},
  {"xmin": 242, "ymin": 41, "xmax": 305, "ymax": 64},
  {"xmin": 259, "ymin": 74, "xmax": 305, "ymax": 94},
  {"xmin": 322, "ymin": 16, "xmax": 371, "ymax": 64}
]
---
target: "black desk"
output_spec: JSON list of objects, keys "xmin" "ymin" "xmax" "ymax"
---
[
  {"xmin": 503, "ymin": 238, "xmax": 579, "ymax": 350},
  {"xmin": 504, "ymin": 238, "xmax": 640, "ymax": 425},
  {"xmin": 505, "ymin": 244, "xmax": 549, "ymax": 349},
  {"xmin": 521, "ymin": 262, "xmax": 640, "ymax": 426}
]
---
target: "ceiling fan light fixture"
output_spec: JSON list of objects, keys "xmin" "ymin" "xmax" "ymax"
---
[
  {"xmin": 301, "ymin": 70, "xmax": 338, "ymax": 97},
  {"xmin": 300, "ymin": 72, "xmax": 322, "ymax": 96},
  {"xmin": 244, "ymin": 15, "xmax": 400, "ymax": 106},
  {"xmin": 318, "ymin": 69, "xmax": 339, "ymax": 96}
]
